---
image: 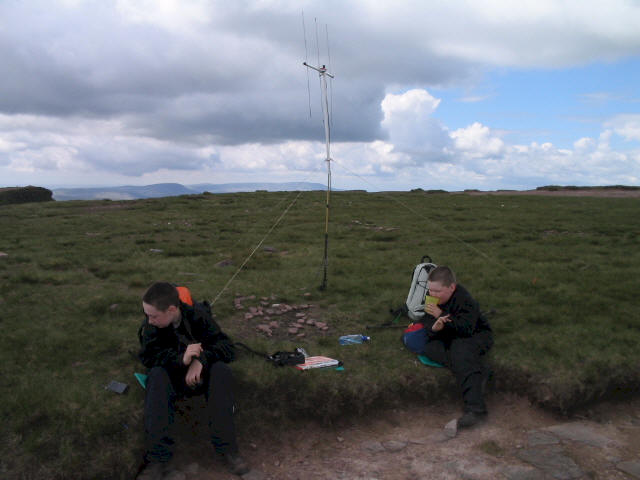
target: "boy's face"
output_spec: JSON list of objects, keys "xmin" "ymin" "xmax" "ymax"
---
[
  {"xmin": 427, "ymin": 281, "xmax": 456, "ymax": 304},
  {"xmin": 143, "ymin": 302, "xmax": 180, "ymax": 328}
]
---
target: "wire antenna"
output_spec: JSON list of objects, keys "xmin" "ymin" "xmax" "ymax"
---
[
  {"xmin": 301, "ymin": 10, "xmax": 312, "ymax": 118},
  {"xmin": 304, "ymin": 55, "xmax": 334, "ymax": 290}
]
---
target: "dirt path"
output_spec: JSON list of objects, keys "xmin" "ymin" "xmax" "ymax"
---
[{"xmin": 165, "ymin": 392, "xmax": 640, "ymax": 480}]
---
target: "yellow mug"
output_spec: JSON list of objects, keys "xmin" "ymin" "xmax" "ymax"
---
[{"xmin": 424, "ymin": 295, "xmax": 440, "ymax": 312}]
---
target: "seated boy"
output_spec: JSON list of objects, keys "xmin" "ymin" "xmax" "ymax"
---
[
  {"xmin": 137, "ymin": 282, "xmax": 249, "ymax": 478},
  {"xmin": 423, "ymin": 266, "xmax": 493, "ymax": 428}
]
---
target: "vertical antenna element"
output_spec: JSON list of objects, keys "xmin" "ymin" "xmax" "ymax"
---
[
  {"xmin": 301, "ymin": 10, "xmax": 312, "ymax": 118},
  {"xmin": 303, "ymin": 60, "xmax": 334, "ymax": 290}
]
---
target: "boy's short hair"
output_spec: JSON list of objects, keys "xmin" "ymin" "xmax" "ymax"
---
[
  {"xmin": 428, "ymin": 266, "xmax": 457, "ymax": 286},
  {"xmin": 142, "ymin": 282, "xmax": 180, "ymax": 312}
]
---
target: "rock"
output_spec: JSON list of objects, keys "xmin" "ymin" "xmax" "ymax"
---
[
  {"xmin": 306, "ymin": 319, "xmax": 316, "ymax": 325},
  {"xmin": 0, "ymin": 252, "xmax": 8, "ymax": 257},
  {"xmin": 444, "ymin": 419, "xmax": 457, "ymax": 438},
  {"xmin": 288, "ymin": 327, "xmax": 298, "ymax": 334},
  {"xmin": 149, "ymin": 249, "xmax": 163, "ymax": 253},
  {"xmin": 109, "ymin": 304, "xmax": 119, "ymax": 311},
  {"xmin": 321, "ymin": 326, "xmax": 329, "ymax": 331},
  {"xmin": 617, "ymin": 460, "xmax": 640, "ymax": 478},
  {"xmin": 545, "ymin": 422, "xmax": 617, "ymax": 448},
  {"xmin": 296, "ymin": 333, "xmax": 306, "ymax": 337},
  {"xmin": 269, "ymin": 321, "xmax": 279, "ymax": 328},
  {"xmin": 295, "ymin": 312, "xmax": 306, "ymax": 318},
  {"xmin": 244, "ymin": 313, "xmax": 254, "ymax": 320},
  {"xmin": 337, "ymin": 436, "xmax": 344, "ymax": 442},
  {"xmin": 184, "ymin": 463, "xmax": 199, "ymax": 474},
  {"xmin": 241, "ymin": 469, "xmax": 265, "ymax": 480},
  {"xmin": 517, "ymin": 444, "xmax": 583, "ymax": 479},
  {"xmin": 215, "ymin": 259, "xmax": 233, "ymax": 267},
  {"xmin": 249, "ymin": 307, "xmax": 258, "ymax": 314},
  {"xmin": 527, "ymin": 430, "xmax": 559, "ymax": 446},
  {"xmin": 296, "ymin": 318, "xmax": 306, "ymax": 324},
  {"xmin": 315, "ymin": 322, "xmax": 327, "ymax": 329},
  {"xmin": 361, "ymin": 440, "xmax": 385, "ymax": 453},
  {"xmin": 256, "ymin": 325, "xmax": 272, "ymax": 335},
  {"xmin": 304, "ymin": 292, "xmax": 311, "ymax": 297},
  {"xmin": 382, "ymin": 440, "xmax": 407, "ymax": 452},
  {"xmin": 502, "ymin": 465, "xmax": 547, "ymax": 480},
  {"xmin": 164, "ymin": 470, "xmax": 186, "ymax": 480},
  {"xmin": 263, "ymin": 246, "xmax": 277, "ymax": 253},
  {"xmin": 428, "ymin": 431, "xmax": 454, "ymax": 443}
]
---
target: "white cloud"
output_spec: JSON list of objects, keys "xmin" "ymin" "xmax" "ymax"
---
[
  {"xmin": 605, "ymin": 114, "xmax": 640, "ymax": 142},
  {"xmin": 381, "ymin": 89, "xmax": 452, "ymax": 163},
  {"xmin": 451, "ymin": 122, "xmax": 505, "ymax": 159}
]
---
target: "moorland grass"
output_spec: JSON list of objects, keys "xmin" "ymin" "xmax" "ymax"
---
[{"xmin": 0, "ymin": 190, "xmax": 639, "ymax": 479}]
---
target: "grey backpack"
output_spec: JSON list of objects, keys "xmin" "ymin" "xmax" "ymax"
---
[{"xmin": 405, "ymin": 255, "xmax": 437, "ymax": 321}]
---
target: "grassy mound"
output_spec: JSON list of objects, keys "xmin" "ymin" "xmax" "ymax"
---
[
  {"xmin": 0, "ymin": 191, "xmax": 638, "ymax": 479},
  {"xmin": 0, "ymin": 186, "xmax": 53, "ymax": 205}
]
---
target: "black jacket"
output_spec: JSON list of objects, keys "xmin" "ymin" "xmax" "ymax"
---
[
  {"xmin": 138, "ymin": 301, "xmax": 235, "ymax": 384},
  {"xmin": 425, "ymin": 284, "xmax": 492, "ymax": 341}
]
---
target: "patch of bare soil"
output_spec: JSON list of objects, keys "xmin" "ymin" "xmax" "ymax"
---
[{"xmin": 165, "ymin": 393, "xmax": 640, "ymax": 480}]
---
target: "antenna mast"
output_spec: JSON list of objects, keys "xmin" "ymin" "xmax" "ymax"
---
[{"xmin": 303, "ymin": 61, "xmax": 334, "ymax": 290}]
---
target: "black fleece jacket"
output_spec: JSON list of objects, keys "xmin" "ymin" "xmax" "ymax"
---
[
  {"xmin": 138, "ymin": 301, "xmax": 235, "ymax": 384},
  {"xmin": 424, "ymin": 284, "xmax": 492, "ymax": 341}
]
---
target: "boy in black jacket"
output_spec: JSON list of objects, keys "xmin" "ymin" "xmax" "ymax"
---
[
  {"xmin": 137, "ymin": 282, "xmax": 249, "ymax": 479},
  {"xmin": 423, "ymin": 266, "xmax": 493, "ymax": 429}
]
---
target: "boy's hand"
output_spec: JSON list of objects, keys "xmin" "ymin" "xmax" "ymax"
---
[
  {"xmin": 183, "ymin": 343, "xmax": 203, "ymax": 366},
  {"xmin": 425, "ymin": 303, "xmax": 442, "ymax": 318},
  {"xmin": 431, "ymin": 314, "xmax": 451, "ymax": 332},
  {"xmin": 185, "ymin": 359, "xmax": 203, "ymax": 388}
]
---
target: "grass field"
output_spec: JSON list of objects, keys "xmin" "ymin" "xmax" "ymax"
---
[{"xmin": 1, "ymin": 190, "xmax": 639, "ymax": 479}]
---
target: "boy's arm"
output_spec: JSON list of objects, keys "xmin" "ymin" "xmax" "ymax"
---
[
  {"xmin": 441, "ymin": 298, "xmax": 478, "ymax": 337},
  {"xmin": 138, "ymin": 321, "xmax": 185, "ymax": 375},
  {"xmin": 192, "ymin": 313, "xmax": 236, "ymax": 368}
]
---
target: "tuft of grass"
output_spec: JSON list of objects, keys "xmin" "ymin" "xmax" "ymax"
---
[{"xmin": 0, "ymin": 191, "xmax": 639, "ymax": 479}]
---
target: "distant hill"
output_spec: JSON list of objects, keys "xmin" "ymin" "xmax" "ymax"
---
[{"xmin": 52, "ymin": 182, "xmax": 327, "ymax": 201}]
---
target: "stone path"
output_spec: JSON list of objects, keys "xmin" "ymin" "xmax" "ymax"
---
[{"xmin": 164, "ymin": 393, "xmax": 640, "ymax": 480}]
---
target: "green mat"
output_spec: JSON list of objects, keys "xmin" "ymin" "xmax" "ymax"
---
[
  {"xmin": 417, "ymin": 355, "xmax": 444, "ymax": 368},
  {"xmin": 134, "ymin": 372, "xmax": 148, "ymax": 389}
]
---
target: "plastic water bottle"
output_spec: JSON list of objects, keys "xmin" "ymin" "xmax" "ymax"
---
[{"xmin": 339, "ymin": 334, "xmax": 370, "ymax": 345}]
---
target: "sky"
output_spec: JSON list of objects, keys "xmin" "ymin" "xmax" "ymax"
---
[{"xmin": 1, "ymin": 0, "xmax": 640, "ymax": 192}]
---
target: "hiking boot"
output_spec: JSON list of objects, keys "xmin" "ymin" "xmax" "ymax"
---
[
  {"xmin": 223, "ymin": 452, "xmax": 250, "ymax": 476},
  {"xmin": 136, "ymin": 461, "xmax": 166, "ymax": 480},
  {"xmin": 457, "ymin": 411, "xmax": 487, "ymax": 429}
]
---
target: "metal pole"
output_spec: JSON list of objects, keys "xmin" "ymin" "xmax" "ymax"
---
[{"xmin": 303, "ymin": 62, "xmax": 334, "ymax": 290}]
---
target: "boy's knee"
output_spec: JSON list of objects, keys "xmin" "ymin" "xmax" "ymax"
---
[
  {"xmin": 147, "ymin": 366, "xmax": 171, "ymax": 387},
  {"xmin": 208, "ymin": 361, "xmax": 232, "ymax": 378}
]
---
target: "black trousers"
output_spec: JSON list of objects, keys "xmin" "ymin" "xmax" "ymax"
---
[
  {"xmin": 424, "ymin": 331, "xmax": 493, "ymax": 414},
  {"xmin": 143, "ymin": 362, "xmax": 238, "ymax": 463}
]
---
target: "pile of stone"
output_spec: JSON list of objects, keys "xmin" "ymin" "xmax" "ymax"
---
[{"xmin": 233, "ymin": 294, "xmax": 329, "ymax": 338}]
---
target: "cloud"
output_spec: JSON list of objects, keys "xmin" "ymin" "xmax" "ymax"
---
[
  {"xmin": 1, "ymin": 1, "xmax": 640, "ymax": 189},
  {"xmin": 0, "ymin": 114, "xmax": 219, "ymax": 176},
  {"xmin": 380, "ymin": 89, "xmax": 452, "ymax": 164},
  {"xmin": 605, "ymin": 114, "xmax": 640, "ymax": 142},
  {"xmin": 451, "ymin": 122, "xmax": 505, "ymax": 159}
]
